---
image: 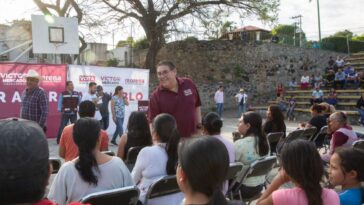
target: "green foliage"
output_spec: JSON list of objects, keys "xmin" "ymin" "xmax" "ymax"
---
[
  {"xmin": 134, "ymin": 37, "xmax": 149, "ymax": 49},
  {"xmin": 321, "ymin": 36, "xmax": 364, "ymax": 53},
  {"xmin": 200, "ymin": 10, "xmax": 237, "ymax": 40},
  {"xmin": 107, "ymin": 58, "xmax": 119, "ymax": 67},
  {"xmin": 116, "ymin": 36, "xmax": 134, "ymax": 47},
  {"xmin": 332, "ymin": 30, "xmax": 354, "ymax": 39},
  {"xmin": 272, "ymin": 24, "xmax": 307, "ymax": 46},
  {"xmin": 352, "ymin": 34, "xmax": 364, "ymax": 41}
]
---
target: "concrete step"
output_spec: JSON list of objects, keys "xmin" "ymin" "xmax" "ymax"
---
[
  {"xmin": 351, "ymin": 52, "xmax": 364, "ymax": 57},
  {"xmin": 347, "ymin": 57, "xmax": 364, "ymax": 62},
  {"xmin": 250, "ymin": 106, "xmax": 359, "ymax": 115},
  {"xmin": 269, "ymin": 101, "xmax": 356, "ymax": 106},
  {"xmin": 286, "ymin": 89, "xmax": 364, "ymax": 94},
  {"xmin": 290, "ymin": 96, "xmax": 360, "ymax": 100},
  {"xmin": 294, "ymin": 108, "xmax": 358, "ymax": 115}
]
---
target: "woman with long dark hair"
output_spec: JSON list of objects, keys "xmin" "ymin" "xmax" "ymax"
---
[
  {"xmin": 131, "ymin": 113, "xmax": 181, "ymax": 204},
  {"xmin": 263, "ymin": 105, "xmax": 286, "ymax": 152},
  {"xmin": 263, "ymin": 105, "xmax": 286, "ymax": 135},
  {"xmin": 48, "ymin": 117, "xmax": 133, "ymax": 205},
  {"xmin": 111, "ymin": 85, "xmax": 129, "ymax": 145},
  {"xmin": 234, "ymin": 112, "xmax": 269, "ymax": 198},
  {"xmin": 177, "ymin": 137, "xmax": 229, "ymax": 205},
  {"xmin": 234, "ymin": 111, "xmax": 270, "ymax": 199},
  {"xmin": 257, "ymin": 140, "xmax": 339, "ymax": 205},
  {"xmin": 117, "ymin": 111, "xmax": 152, "ymax": 160}
]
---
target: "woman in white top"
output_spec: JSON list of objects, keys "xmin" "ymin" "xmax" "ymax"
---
[
  {"xmin": 48, "ymin": 117, "xmax": 133, "ymax": 205},
  {"xmin": 300, "ymin": 71, "xmax": 310, "ymax": 90},
  {"xmin": 202, "ymin": 112, "xmax": 235, "ymax": 194},
  {"xmin": 234, "ymin": 111, "xmax": 270, "ymax": 200},
  {"xmin": 131, "ymin": 113, "xmax": 181, "ymax": 204}
]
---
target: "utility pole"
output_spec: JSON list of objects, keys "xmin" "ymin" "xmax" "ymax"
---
[
  {"xmin": 291, "ymin": 15, "xmax": 303, "ymax": 47},
  {"xmin": 309, "ymin": 0, "xmax": 322, "ymax": 47},
  {"xmin": 316, "ymin": 0, "xmax": 322, "ymax": 46}
]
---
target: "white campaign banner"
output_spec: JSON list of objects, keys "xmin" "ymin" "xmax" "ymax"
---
[{"xmin": 69, "ymin": 65, "xmax": 149, "ymax": 136}]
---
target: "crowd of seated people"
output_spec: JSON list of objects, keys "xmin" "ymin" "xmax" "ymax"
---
[{"xmin": 2, "ymin": 98, "xmax": 364, "ymax": 205}]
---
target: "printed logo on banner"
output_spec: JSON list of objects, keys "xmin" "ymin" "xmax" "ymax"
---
[
  {"xmin": 79, "ymin": 75, "xmax": 96, "ymax": 84},
  {"xmin": 0, "ymin": 72, "xmax": 62, "ymax": 85},
  {"xmin": 0, "ymin": 72, "xmax": 26, "ymax": 85},
  {"xmin": 124, "ymin": 78, "xmax": 145, "ymax": 85},
  {"xmin": 101, "ymin": 76, "xmax": 121, "ymax": 85}
]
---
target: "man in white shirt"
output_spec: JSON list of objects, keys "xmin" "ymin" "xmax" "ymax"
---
[
  {"xmin": 81, "ymin": 82, "xmax": 102, "ymax": 121},
  {"xmin": 214, "ymin": 86, "xmax": 224, "ymax": 117},
  {"xmin": 235, "ymin": 88, "xmax": 248, "ymax": 118}
]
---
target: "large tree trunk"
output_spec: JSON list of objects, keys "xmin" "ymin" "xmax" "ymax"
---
[
  {"xmin": 142, "ymin": 16, "xmax": 166, "ymax": 73},
  {"xmin": 145, "ymin": 38, "xmax": 160, "ymax": 73}
]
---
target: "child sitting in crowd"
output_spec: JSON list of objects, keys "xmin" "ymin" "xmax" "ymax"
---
[
  {"xmin": 329, "ymin": 147, "xmax": 364, "ymax": 205},
  {"xmin": 257, "ymin": 139, "xmax": 339, "ymax": 205}
]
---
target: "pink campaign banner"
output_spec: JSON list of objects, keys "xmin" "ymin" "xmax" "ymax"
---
[{"xmin": 0, "ymin": 63, "xmax": 67, "ymax": 138}]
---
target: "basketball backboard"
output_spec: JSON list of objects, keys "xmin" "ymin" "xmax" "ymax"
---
[{"xmin": 31, "ymin": 15, "xmax": 79, "ymax": 54}]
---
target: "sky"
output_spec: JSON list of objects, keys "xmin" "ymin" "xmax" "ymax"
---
[{"xmin": 1, "ymin": 0, "xmax": 363, "ymax": 47}]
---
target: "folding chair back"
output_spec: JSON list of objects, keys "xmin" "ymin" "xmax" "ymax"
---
[
  {"xmin": 245, "ymin": 156, "xmax": 277, "ymax": 178},
  {"xmin": 125, "ymin": 146, "xmax": 145, "ymax": 164},
  {"xmin": 266, "ymin": 132, "xmax": 285, "ymax": 154},
  {"xmin": 286, "ymin": 129, "xmax": 305, "ymax": 141},
  {"xmin": 49, "ymin": 157, "xmax": 62, "ymax": 174},
  {"xmin": 144, "ymin": 175, "xmax": 182, "ymax": 205},
  {"xmin": 311, "ymin": 126, "xmax": 329, "ymax": 149},
  {"xmin": 81, "ymin": 186, "xmax": 139, "ymax": 205},
  {"xmin": 353, "ymin": 140, "xmax": 364, "ymax": 150},
  {"xmin": 102, "ymin": 150, "xmax": 115, "ymax": 156},
  {"xmin": 229, "ymin": 156, "xmax": 277, "ymax": 204},
  {"xmin": 267, "ymin": 132, "xmax": 284, "ymax": 144},
  {"xmin": 226, "ymin": 162, "xmax": 243, "ymax": 181},
  {"xmin": 300, "ymin": 127, "xmax": 317, "ymax": 140},
  {"xmin": 125, "ymin": 146, "xmax": 145, "ymax": 171}
]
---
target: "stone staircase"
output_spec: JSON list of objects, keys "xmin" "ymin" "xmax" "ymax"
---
[
  {"xmin": 347, "ymin": 51, "xmax": 364, "ymax": 72},
  {"xmin": 253, "ymin": 51, "xmax": 364, "ymax": 123}
]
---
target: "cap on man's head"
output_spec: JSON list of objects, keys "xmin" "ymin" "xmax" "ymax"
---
[
  {"xmin": 0, "ymin": 118, "xmax": 49, "ymax": 181},
  {"xmin": 240, "ymin": 88, "xmax": 244, "ymax": 92}
]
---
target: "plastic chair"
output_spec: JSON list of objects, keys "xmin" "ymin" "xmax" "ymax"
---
[
  {"xmin": 144, "ymin": 175, "xmax": 183, "ymax": 205},
  {"xmin": 49, "ymin": 157, "xmax": 62, "ymax": 174},
  {"xmin": 81, "ymin": 186, "xmax": 139, "ymax": 205}
]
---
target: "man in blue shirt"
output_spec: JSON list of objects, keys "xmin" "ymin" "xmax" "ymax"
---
[
  {"xmin": 56, "ymin": 81, "xmax": 80, "ymax": 144},
  {"xmin": 334, "ymin": 69, "xmax": 346, "ymax": 89},
  {"xmin": 310, "ymin": 86, "xmax": 324, "ymax": 105}
]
